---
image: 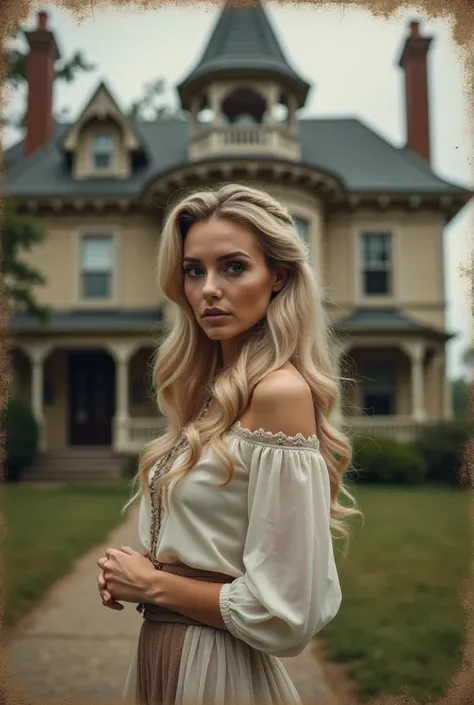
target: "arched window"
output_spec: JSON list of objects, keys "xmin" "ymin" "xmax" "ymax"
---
[
  {"xmin": 293, "ymin": 217, "xmax": 310, "ymax": 245},
  {"xmin": 221, "ymin": 88, "xmax": 266, "ymax": 125}
]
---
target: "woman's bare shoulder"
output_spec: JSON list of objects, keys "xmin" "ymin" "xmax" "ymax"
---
[{"xmin": 242, "ymin": 364, "xmax": 316, "ymax": 438}]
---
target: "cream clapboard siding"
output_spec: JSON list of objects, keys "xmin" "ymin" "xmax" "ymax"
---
[
  {"xmin": 21, "ymin": 214, "xmax": 165, "ymax": 310},
  {"xmin": 325, "ymin": 209, "xmax": 446, "ymax": 330},
  {"xmin": 13, "ymin": 191, "xmax": 449, "ymax": 446}
]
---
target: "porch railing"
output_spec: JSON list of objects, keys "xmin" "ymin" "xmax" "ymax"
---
[
  {"xmin": 121, "ymin": 417, "xmax": 167, "ymax": 452},
  {"xmin": 119, "ymin": 415, "xmax": 433, "ymax": 452},
  {"xmin": 342, "ymin": 416, "xmax": 432, "ymax": 443}
]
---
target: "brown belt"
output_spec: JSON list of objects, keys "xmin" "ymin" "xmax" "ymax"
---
[{"xmin": 137, "ymin": 561, "xmax": 235, "ymax": 629}]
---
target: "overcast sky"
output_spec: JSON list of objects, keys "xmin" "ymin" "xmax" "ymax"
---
[{"xmin": 4, "ymin": 1, "xmax": 473, "ymax": 379}]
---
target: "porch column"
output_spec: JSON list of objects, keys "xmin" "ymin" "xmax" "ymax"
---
[
  {"xmin": 209, "ymin": 85, "xmax": 221, "ymax": 128},
  {"xmin": 287, "ymin": 93, "xmax": 297, "ymax": 131},
  {"xmin": 28, "ymin": 343, "xmax": 53, "ymax": 451},
  {"xmin": 401, "ymin": 340, "xmax": 427, "ymax": 422},
  {"xmin": 108, "ymin": 342, "xmax": 138, "ymax": 452},
  {"xmin": 265, "ymin": 83, "xmax": 279, "ymax": 126}
]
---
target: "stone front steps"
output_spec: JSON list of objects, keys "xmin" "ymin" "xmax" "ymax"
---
[{"xmin": 21, "ymin": 447, "xmax": 129, "ymax": 482}]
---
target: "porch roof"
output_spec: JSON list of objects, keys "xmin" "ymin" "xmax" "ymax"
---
[
  {"xmin": 334, "ymin": 308, "xmax": 454, "ymax": 340},
  {"xmin": 9, "ymin": 308, "xmax": 163, "ymax": 332}
]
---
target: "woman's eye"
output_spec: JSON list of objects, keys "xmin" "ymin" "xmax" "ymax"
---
[
  {"xmin": 183, "ymin": 266, "xmax": 202, "ymax": 277},
  {"xmin": 183, "ymin": 262, "xmax": 245, "ymax": 277},
  {"xmin": 226, "ymin": 262, "xmax": 244, "ymax": 275}
]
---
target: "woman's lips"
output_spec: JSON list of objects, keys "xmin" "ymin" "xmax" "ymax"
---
[{"xmin": 203, "ymin": 313, "xmax": 231, "ymax": 323}]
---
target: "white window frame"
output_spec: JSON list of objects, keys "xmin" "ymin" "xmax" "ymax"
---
[
  {"xmin": 293, "ymin": 216, "xmax": 311, "ymax": 247},
  {"xmin": 362, "ymin": 232, "xmax": 392, "ymax": 296},
  {"xmin": 352, "ymin": 222, "xmax": 400, "ymax": 305},
  {"xmin": 74, "ymin": 228, "xmax": 121, "ymax": 307},
  {"xmin": 92, "ymin": 133, "xmax": 114, "ymax": 170}
]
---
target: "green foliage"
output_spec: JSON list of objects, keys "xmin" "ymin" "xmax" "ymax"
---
[
  {"xmin": 2, "ymin": 198, "xmax": 51, "ymax": 323},
  {"xmin": 53, "ymin": 50, "xmax": 96, "ymax": 84},
  {"xmin": 5, "ymin": 20, "xmax": 180, "ymax": 128},
  {"xmin": 123, "ymin": 453, "xmax": 140, "ymax": 478},
  {"xmin": 3, "ymin": 23, "xmax": 96, "ymax": 128},
  {"xmin": 462, "ymin": 345, "xmax": 474, "ymax": 368},
  {"xmin": 351, "ymin": 435, "xmax": 427, "ymax": 484},
  {"xmin": 451, "ymin": 377, "xmax": 469, "ymax": 419},
  {"xmin": 6, "ymin": 45, "xmax": 26, "ymax": 89},
  {"xmin": 414, "ymin": 420, "xmax": 473, "ymax": 486},
  {"xmin": 3, "ymin": 398, "xmax": 39, "ymax": 481},
  {"xmin": 129, "ymin": 78, "xmax": 186, "ymax": 121},
  {"xmin": 5, "ymin": 24, "xmax": 95, "ymax": 87},
  {"xmin": 3, "ymin": 481, "xmax": 131, "ymax": 625},
  {"xmin": 323, "ymin": 486, "xmax": 469, "ymax": 703}
]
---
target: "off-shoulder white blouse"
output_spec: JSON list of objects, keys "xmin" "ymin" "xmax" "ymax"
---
[{"xmin": 137, "ymin": 422, "xmax": 342, "ymax": 659}]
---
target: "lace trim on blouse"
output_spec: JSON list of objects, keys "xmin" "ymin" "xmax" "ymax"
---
[{"xmin": 228, "ymin": 421, "xmax": 320, "ymax": 451}]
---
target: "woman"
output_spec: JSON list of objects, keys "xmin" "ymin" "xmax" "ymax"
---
[{"xmin": 96, "ymin": 184, "xmax": 359, "ymax": 705}]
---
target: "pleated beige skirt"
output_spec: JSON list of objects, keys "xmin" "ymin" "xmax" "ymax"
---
[{"xmin": 122, "ymin": 563, "xmax": 305, "ymax": 705}]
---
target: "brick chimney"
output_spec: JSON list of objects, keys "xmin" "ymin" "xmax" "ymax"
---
[
  {"xmin": 24, "ymin": 11, "xmax": 61, "ymax": 157},
  {"xmin": 398, "ymin": 19, "xmax": 433, "ymax": 163}
]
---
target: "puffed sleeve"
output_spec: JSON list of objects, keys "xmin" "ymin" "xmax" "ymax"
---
[{"xmin": 218, "ymin": 435, "xmax": 342, "ymax": 657}]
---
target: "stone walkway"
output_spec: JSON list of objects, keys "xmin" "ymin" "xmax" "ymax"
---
[{"xmin": 6, "ymin": 505, "xmax": 344, "ymax": 704}]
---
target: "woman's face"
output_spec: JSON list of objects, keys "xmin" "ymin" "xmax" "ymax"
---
[{"xmin": 182, "ymin": 215, "xmax": 286, "ymax": 355}]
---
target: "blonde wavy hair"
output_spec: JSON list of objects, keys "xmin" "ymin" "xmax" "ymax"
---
[{"xmin": 126, "ymin": 183, "xmax": 361, "ymax": 547}]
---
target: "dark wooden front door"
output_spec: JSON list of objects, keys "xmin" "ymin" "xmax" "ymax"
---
[{"xmin": 69, "ymin": 351, "xmax": 115, "ymax": 446}]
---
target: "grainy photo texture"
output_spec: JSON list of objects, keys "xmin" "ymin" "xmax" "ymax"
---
[{"xmin": 1, "ymin": 1, "xmax": 473, "ymax": 705}]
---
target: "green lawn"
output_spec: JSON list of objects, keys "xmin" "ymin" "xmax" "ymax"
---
[
  {"xmin": 2, "ymin": 480, "xmax": 133, "ymax": 626},
  {"xmin": 323, "ymin": 485, "xmax": 471, "ymax": 703},
  {"xmin": 2, "ymin": 481, "xmax": 470, "ymax": 703}
]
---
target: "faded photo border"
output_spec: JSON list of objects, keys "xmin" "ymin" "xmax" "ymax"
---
[{"xmin": 0, "ymin": 0, "xmax": 473, "ymax": 704}]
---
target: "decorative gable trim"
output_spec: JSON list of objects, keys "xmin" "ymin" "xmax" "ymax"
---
[
  {"xmin": 57, "ymin": 81, "xmax": 148, "ymax": 180},
  {"xmin": 60, "ymin": 81, "xmax": 143, "ymax": 154}
]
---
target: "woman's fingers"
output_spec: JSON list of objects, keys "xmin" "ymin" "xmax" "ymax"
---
[
  {"xmin": 97, "ymin": 571, "xmax": 119, "ymax": 605},
  {"xmin": 120, "ymin": 545, "xmax": 138, "ymax": 555},
  {"xmin": 102, "ymin": 596, "xmax": 124, "ymax": 611},
  {"xmin": 97, "ymin": 556, "xmax": 107, "ymax": 570},
  {"xmin": 100, "ymin": 587, "xmax": 124, "ymax": 610},
  {"xmin": 106, "ymin": 602, "xmax": 124, "ymax": 611},
  {"xmin": 96, "ymin": 564, "xmax": 123, "ymax": 611}
]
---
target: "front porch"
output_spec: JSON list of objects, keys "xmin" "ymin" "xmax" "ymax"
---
[
  {"xmin": 337, "ymin": 335, "xmax": 452, "ymax": 442},
  {"xmin": 11, "ymin": 330, "xmax": 451, "ymax": 454},
  {"xmin": 12, "ymin": 340, "xmax": 165, "ymax": 454}
]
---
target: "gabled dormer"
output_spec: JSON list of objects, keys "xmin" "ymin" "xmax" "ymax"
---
[
  {"xmin": 59, "ymin": 81, "xmax": 148, "ymax": 180},
  {"xmin": 177, "ymin": 0, "xmax": 311, "ymax": 162}
]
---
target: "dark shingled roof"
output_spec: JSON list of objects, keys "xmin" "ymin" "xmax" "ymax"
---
[
  {"xmin": 4, "ymin": 117, "xmax": 469, "ymax": 199},
  {"xmin": 177, "ymin": 0, "xmax": 310, "ymax": 106},
  {"xmin": 9, "ymin": 309, "xmax": 163, "ymax": 332},
  {"xmin": 334, "ymin": 308, "xmax": 452, "ymax": 338},
  {"xmin": 299, "ymin": 119, "xmax": 468, "ymax": 193},
  {"xmin": 4, "ymin": 0, "xmax": 471, "ymax": 211}
]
